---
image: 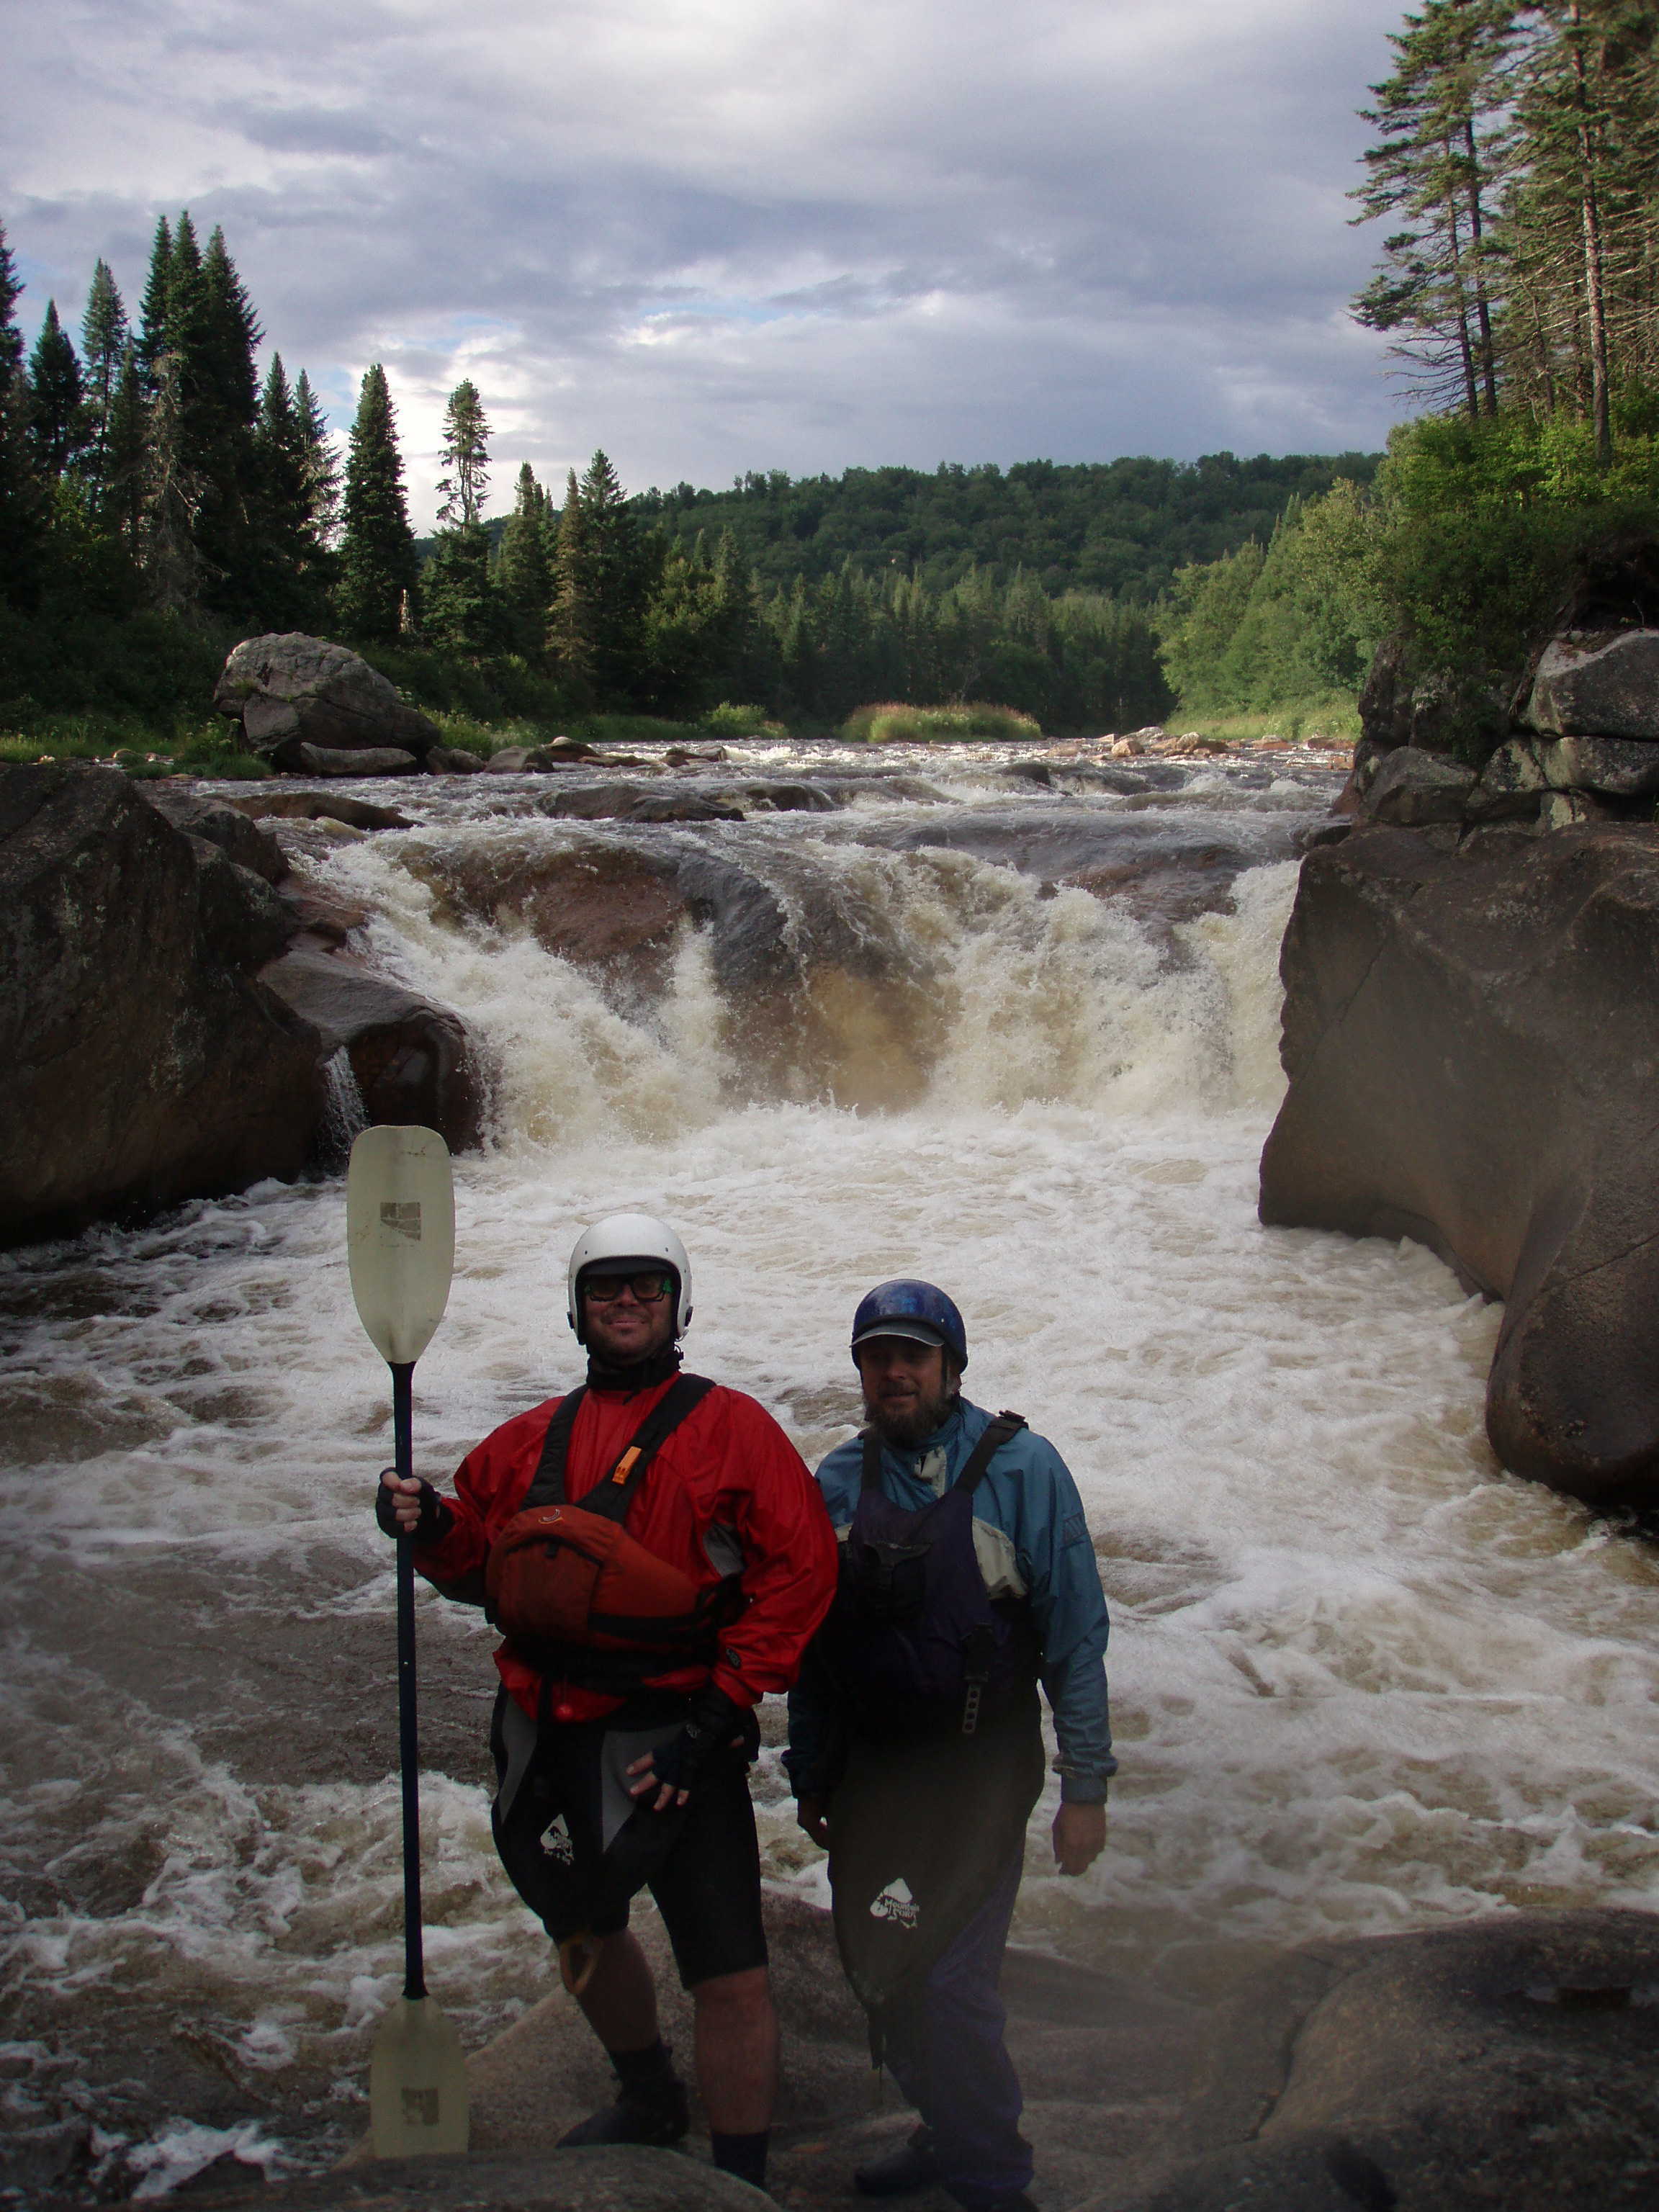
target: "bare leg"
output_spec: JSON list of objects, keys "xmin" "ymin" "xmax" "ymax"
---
[
  {"xmin": 691, "ymin": 1966, "xmax": 778, "ymax": 2135},
  {"xmin": 571, "ymin": 1929, "xmax": 660, "ymax": 2053}
]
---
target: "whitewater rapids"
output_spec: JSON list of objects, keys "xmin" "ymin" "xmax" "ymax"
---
[{"xmin": 3, "ymin": 737, "xmax": 1658, "ymax": 2193}]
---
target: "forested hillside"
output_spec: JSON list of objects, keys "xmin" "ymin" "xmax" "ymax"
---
[{"xmin": 633, "ymin": 454, "xmax": 1380, "ymax": 601}]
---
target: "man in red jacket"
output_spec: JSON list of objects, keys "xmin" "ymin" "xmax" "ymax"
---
[{"xmin": 378, "ymin": 1212, "xmax": 837, "ymax": 2195}]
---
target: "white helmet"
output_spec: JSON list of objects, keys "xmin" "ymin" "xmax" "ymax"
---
[{"xmin": 567, "ymin": 1213, "xmax": 693, "ymax": 1341}]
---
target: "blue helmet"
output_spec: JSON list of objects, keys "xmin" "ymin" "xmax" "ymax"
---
[{"xmin": 850, "ymin": 1280, "xmax": 968, "ymax": 1371}]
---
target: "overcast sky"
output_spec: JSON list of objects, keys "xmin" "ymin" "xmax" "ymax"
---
[{"xmin": 5, "ymin": 0, "xmax": 1409, "ymax": 527}]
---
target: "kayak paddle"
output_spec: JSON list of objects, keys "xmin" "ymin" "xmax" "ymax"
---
[{"xmin": 346, "ymin": 1124, "xmax": 469, "ymax": 2158}]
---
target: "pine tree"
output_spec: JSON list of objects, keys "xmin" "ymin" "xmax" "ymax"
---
[
  {"xmin": 143, "ymin": 350, "xmax": 203, "ymax": 616},
  {"xmin": 251, "ymin": 353, "xmax": 322, "ymax": 626},
  {"xmin": 337, "ymin": 363, "xmax": 419, "ymax": 641},
  {"xmin": 0, "ymin": 219, "xmax": 43, "ymax": 604},
  {"xmin": 294, "ymin": 370, "xmax": 341, "ymax": 547},
  {"xmin": 27, "ymin": 302, "xmax": 86, "ymax": 481},
  {"xmin": 102, "ymin": 343, "xmax": 147, "ymax": 553},
  {"xmin": 549, "ymin": 467, "xmax": 593, "ymax": 683},
  {"xmin": 574, "ymin": 448, "xmax": 653, "ymax": 702},
  {"xmin": 1350, "ymin": 0, "xmax": 1516, "ymax": 420},
  {"xmin": 193, "ymin": 223, "xmax": 261, "ymax": 612},
  {"xmin": 81, "ymin": 260, "xmax": 127, "ymax": 487},
  {"xmin": 423, "ymin": 521, "xmax": 499, "ymax": 653},
  {"xmin": 135, "ymin": 215, "xmax": 173, "ymax": 393},
  {"xmin": 436, "ymin": 378, "xmax": 490, "ymax": 527},
  {"xmin": 497, "ymin": 460, "xmax": 554, "ymax": 655}
]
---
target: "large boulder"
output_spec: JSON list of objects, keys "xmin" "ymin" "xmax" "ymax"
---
[
  {"xmin": 0, "ymin": 765, "xmax": 321, "ymax": 1245},
  {"xmin": 1525, "ymin": 629, "xmax": 1659, "ymax": 739},
  {"xmin": 214, "ymin": 635, "xmax": 442, "ymax": 768},
  {"xmin": 1359, "ymin": 745, "xmax": 1475, "ymax": 827},
  {"xmin": 1260, "ymin": 821, "xmax": 1659, "ymax": 1507},
  {"xmin": 258, "ymin": 949, "xmax": 485, "ymax": 1151}
]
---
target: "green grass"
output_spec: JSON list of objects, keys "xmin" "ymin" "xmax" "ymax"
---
[
  {"xmin": 1, "ymin": 714, "xmax": 273, "ymax": 778},
  {"xmin": 1169, "ymin": 696, "xmax": 1361, "ymax": 747},
  {"xmin": 842, "ymin": 701, "xmax": 1045, "ymax": 744}
]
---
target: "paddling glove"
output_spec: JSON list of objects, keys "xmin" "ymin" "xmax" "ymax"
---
[
  {"xmin": 374, "ymin": 1470, "xmax": 454, "ymax": 1546},
  {"xmin": 647, "ymin": 1685, "xmax": 751, "ymax": 1797}
]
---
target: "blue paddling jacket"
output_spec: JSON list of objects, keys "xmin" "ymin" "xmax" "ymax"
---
[{"xmin": 785, "ymin": 1396, "xmax": 1116, "ymax": 1804}]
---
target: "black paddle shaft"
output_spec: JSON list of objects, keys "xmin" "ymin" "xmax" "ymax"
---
[{"xmin": 391, "ymin": 1359, "xmax": 427, "ymax": 2002}]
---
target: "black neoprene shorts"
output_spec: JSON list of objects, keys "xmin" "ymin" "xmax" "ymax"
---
[{"xmin": 490, "ymin": 1698, "xmax": 768, "ymax": 1990}]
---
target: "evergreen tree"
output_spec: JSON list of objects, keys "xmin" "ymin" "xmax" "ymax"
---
[
  {"xmin": 0, "ymin": 218, "xmax": 43, "ymax": 604},
  {"xmin": 436, "ymin": 377, "xmax": 490, "ymax": 526},
  {"xmin": 143, "ymin": 351, "xmax": 203, "ymax": 616},
  {"xmin": 251, "ymin": 353, "xmax": 323, "ymax": 626},
  {"xmin": 135, "ymin": 214, "xmax": 173, "ymax": 393},
  {"xmin": 574, "ymin": 448, "xmax": 653, "ymax": 701},
  {"xmin": 337, "ymin": 362, "xmax": 418, "ymax": 641},
  {"xmin": 497, "ymin": 460, "xmax": 554, "ymax": 655},
  {"xmin": 27, "ymin": 302, "xmax": 86, "ymax": 481},
  {"xmin": 80, "ymin": 259, "xmax": 127, "ymax": 487},
  {"xmin": 192, "ymin": 223, "xmax": 261, "ymax": 612},
  {"xmin": 102, "ymin": 343, "xmax": 147, "ymax": 553},
  {"xmin": 423, "ymin": 521, "xmax": 499, "ymax": 653},
  {"xmin": 294, "ymin": 370, "xmax": 342, "ymax": 546},
  {"xmin": 549, "ymin": 467, "xmax": 593, "ymax": 684},
  {"xmin": 1350, "ymin": 0, "xmax": 1516, "ymax": 420}
]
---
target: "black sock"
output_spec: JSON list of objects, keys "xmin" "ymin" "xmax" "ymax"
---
[
  {"xmin": 610, "ymin": 2038, "xmax": 678, "ymax": 2093},
  {"xmin": 711, "ymin": 2129, "xmax": 769, "ymax": 2188}
]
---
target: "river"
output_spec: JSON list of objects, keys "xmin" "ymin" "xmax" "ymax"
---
[{"xmin": 4, "ymin": 737, "xmax": 1659, "ymax": 2197}]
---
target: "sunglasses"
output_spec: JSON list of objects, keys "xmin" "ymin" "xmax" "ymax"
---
[{"xmin": 581, "ymin": 1270, "xmax": 674, "ymax": 1305}]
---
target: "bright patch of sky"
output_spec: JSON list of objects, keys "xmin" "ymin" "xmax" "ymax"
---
[{"xmin": 3, "ymin": 0, "xmax": 1410, "ymax": 527}]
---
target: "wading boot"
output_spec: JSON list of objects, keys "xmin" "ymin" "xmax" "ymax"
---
[
  {"xmin": 854, "ymin": 2128, "xmax": 939, "ymax": 2197},
  {"xmin": 556, "ymin": 2040, "xmax": 689, "ymax": 2149}
]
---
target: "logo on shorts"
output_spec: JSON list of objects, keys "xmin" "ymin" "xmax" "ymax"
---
[
  {"xmin": 870, "ymin": 1877, "xmax": 918, "ymax": 1929},
  {"xmin": 539, "ymin": 1815, "xmax": 575, "ymax": 1866}
]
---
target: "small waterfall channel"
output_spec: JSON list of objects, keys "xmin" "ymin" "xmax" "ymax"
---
[{"xmin": 4, "ymin": 737, "xmax": 1659, "ymax": 2195}]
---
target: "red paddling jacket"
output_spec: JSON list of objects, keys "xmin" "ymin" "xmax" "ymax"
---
[{"xmin": 410, "ymin": 1372, "xmax": 839, "ymax": 1725}]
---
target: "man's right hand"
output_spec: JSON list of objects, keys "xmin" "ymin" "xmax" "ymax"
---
[
  {"xmin": 378, "ymin": 1470, "xmax": 427, "ymax": 1533},
  {"xmin": 375, "ymin": 1470, "xmax": 452, "ymax": 1545},
  {"xmin": 796, "ymin": 1795, "xmax": 831, "ymax": 1849}
]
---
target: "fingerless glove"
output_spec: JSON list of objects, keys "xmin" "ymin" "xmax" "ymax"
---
[
  {"xmin": 373, "ymin": 1470, "xmax": 454, "ymax": 1545},
  {"xmin": 647, "ymin": 1685, "xmax": 750, "ymax": 1794}
]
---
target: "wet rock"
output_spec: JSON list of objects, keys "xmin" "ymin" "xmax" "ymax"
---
[
  {"xmin": 1526, "ymin": 628, "xmax": 1659, "ymax": 739},
  {"xmin": 1262, "ymin": 821, "xmax": 1659, "ymax": 1506},
  {"xmin": 276, "ymin": 881, "xmax": 371, "ymax": 949},
  {"xmin": 1148, "ymin": 1910, "xmax": 1659, "ymax": 2211},
  {"xmin": 1538, "ymin": 732, "xmax": 1659, "ymax": 797},
  {"xmin": 0, "ymin": 764, "xmax": 321, "ymax": 1246},
  {"xmin": 719, "ymin": 780, "xmax": 837, "ymax": 813},
  {"xmin": 259, "ymin": 949, "xmax": 484, "ymax": 1150},
  {"xmin": 1359, "ymin": 745, "xmax": 1475, "ymax": 826},
  {"xmin": 425, "ymin": 743, "xmax": 487, "ymax": 774},
  {"xmin": 225, "ymin": 789, "xmax": 414, "ymax": 832},
  {"xmin": 140, "ymin": 787, "xmax": 289, "ymax": 882},
  {"xmin": 664, "ymin": 745, "xmax": 729, "ymax": 765},
  {"xmin": 415, "ymin": 842, "xmax": 689, "ymax": 1000},
  {"xmin": 545, "ymin": 782, "xmax": 745, "ymax": 824},
  {"xmin": 214, "ymin": 634, "xmax": 443, "ymax": 766},
  {"xmin": 294, "ymin": 741, "xmax": 418, "ymax": 776}
]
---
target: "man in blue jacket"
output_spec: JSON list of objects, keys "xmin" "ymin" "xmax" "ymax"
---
[{"xmin": 786, "ymin": 1280, "xmax": 1114, "ymax": 2212}]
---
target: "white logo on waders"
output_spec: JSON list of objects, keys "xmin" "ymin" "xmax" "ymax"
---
[
  {"xmin": 871, "ymin": 1877, "xmax": 919, "ymax": 1929},
  {"xmin": 539, "ymin": 1815, "xmax": 575, "ymax": 1866}
]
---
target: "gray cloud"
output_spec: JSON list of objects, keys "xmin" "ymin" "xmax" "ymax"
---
[{"xmin": 2, "ymin": 0, "xmax": 1408, "ymax": 524}]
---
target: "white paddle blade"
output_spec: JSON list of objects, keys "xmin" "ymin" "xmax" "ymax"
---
[
  {"xmin": 369, "ymin": 1995, "xmax": 469, "ymax": 2157},
  {"xmin": 347, "ymin": 1126, "xmax": 456, "ymax": 1365}
]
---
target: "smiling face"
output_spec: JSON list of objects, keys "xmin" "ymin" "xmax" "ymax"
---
[
  {"xmin": 855, "ymin": 1333, "xmax": 958, "ymax": 1447},
  {"xmin": 579, "ymin": 1266, "xmax": 678, "ymax": 1367}
]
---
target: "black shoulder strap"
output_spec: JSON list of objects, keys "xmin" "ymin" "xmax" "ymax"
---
[
  {"xmin": 954, "ymin": 1410, "xmax": 1027, "ymax": 1498},
  {"xmin": 526, "ymin": 1375, "xmax": 717, "ymax": 1526},
  {"xmin": 858, "ymin": 1410, "xmax": 1026, "ymax": 1497},
  {"xmin": 523, "ymin": 1386, "xmax": 588, "ymax": 1510}
]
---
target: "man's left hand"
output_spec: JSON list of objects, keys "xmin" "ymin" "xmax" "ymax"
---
[{"xmin": 1052, "ymin": 1801, "xmax": 1107, "ymax": 1875}]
